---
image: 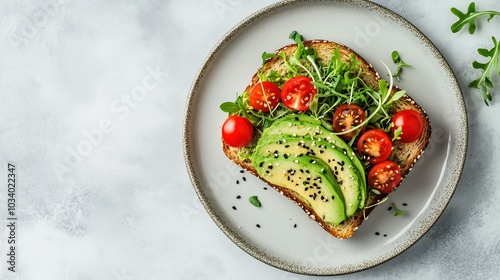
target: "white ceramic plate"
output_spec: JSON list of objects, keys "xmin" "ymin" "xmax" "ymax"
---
[{"xmin": 183, "ymin": 0, "xmax": 467, "ymax": 275}]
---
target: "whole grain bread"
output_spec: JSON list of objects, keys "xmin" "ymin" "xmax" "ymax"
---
[{"xmin": 222, "ymin": 40, "xmax": 431, "ymax": 239}]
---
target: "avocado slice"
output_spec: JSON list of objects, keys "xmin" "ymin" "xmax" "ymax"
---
[
  {"xmin": 252, "ymin": 154, "xmax": 347, "ymax": 225},
  {"xmin": 260, "ymin": 114, "xmax": 367, "ymax": 209},
  {"xmin": 254, "ymin": 135, "xmax": 363, "ymax": 217}
]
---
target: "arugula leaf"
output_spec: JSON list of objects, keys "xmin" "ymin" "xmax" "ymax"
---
[
  {"xmin": 451, "ymin": 2, "xmax": 500, "ymax": 34},
  {"xmin": 468, "ymin": 36, "xmax": 500, "ymax": 106},
  {"xmin": 391, "ymin": 51, "xmax": 411, "ymax": 81}
]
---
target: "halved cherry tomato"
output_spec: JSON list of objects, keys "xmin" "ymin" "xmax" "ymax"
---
[
  {"xmin": 281, "ymin": 76, "xmax": 316, "ymax": 111},
  {"xmin": 368, "ymin": 160, "xmax": 402, "ymax": 194},
  {"xmin": 333, "ymin": 104, "xmax": 366, "ymax": 140},
  {"xmin": 391, "ymin": 109, "xmax": 424, "ymax": 143},
  {"xmin": 357, "ymin": 129, "xmax": 392, "ymax": 164},
  {"xmin": 249, "ymin": 81, "xmax": 281, "ymax": 112},
  {"xmin": 222, "ymin": 115, "xmax": 254, "ymax": 148}
]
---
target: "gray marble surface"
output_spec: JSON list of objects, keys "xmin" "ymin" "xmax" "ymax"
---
[{"xmin": 0, "ymin": 0, "xmax": 499, "ymax": 279}]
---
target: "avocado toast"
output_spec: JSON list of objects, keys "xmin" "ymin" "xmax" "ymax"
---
[{"xmin": 220, "ymin": 32, "xmax": 431, "ymax": 239}]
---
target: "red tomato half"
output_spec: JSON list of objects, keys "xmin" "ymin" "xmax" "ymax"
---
[
  {"xmin": 333, "ymin": 104, "xmax": 366, "ymax": 140},
  {"xmin": 357, "ymin": 129, "xmax": 393, "ymax": 164},
  {"xmin": 249, "ymin": 81, "xmax": 281, "ymax": 112},
  {"xmin": 368, "ymin": 160, "xmax": 402, "ymax": 194},
  {"xmin": 222, "ymin": 115, "xmax": 254, "ymax": 148},
  {"xmin": 281, "ymin": 76, "xmax": 317, "ymax": 111},
  {"xmin": 391, "ymin": 109, "xmax": 424, "ymax": 143}
]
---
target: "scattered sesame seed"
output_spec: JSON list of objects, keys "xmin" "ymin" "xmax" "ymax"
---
[{"xmin": 232, "ymin": 206, "xmax": 237, "ymax": 210}]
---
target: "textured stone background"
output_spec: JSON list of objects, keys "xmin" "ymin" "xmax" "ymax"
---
[{"xmin": 0, "ymin": 0, "xmax": 499, "ymax": 279}]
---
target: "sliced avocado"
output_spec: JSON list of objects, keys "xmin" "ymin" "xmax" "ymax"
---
[
  {"xmin": 252, "ymin": 154, "xmax": 347, "ymax": 225},
  {"xmin": 261, "ymin": 114, "xmax": 367, "ymax": 209},
  {"xmin": 254, "ymin": 135, "xmax": 362, "ymax": 217}
]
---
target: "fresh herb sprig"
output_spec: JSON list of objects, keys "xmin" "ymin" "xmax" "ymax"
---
[
  {"xmin": 451, "ymin": 2, "xmax": 500, "ymax": 34},
  {"xmin": 391, "ymin": 203, "xmax": 405, "ymax": 216},
  {"xmin": 391, "ymin": 51, "xmax": 411, "ymax": 81},
  {"xmin": 468, "ymin": 37, "xmax": 500, "ymax": 105},
  {"xmin": 451, "ymin": 2, "xmax": 500, "ymax": 106}
]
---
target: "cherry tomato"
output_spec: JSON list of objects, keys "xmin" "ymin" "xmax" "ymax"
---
[
  {"xmin": 357, "ymin": 129, "xmax": 393, "ymax": 164},
  {"xmin": 281, "ymin": 76, "xmax": 317, "ymax": 111},
  {"xmin": 368, "ymin": 160, "xmax": 402, "ymax": 194},
  {"xmin": 249, "ymin": 81, "xmax": 281, "ymax": 112},
  {"xmin": 391, "ymin": 109, "xmax": 424, "ymax": 143},
  {"xmin": 333, "ymin": 104, "xmax": 366, "ymax": 140},
  {"xmin": 222, "ymin": 115, "xmax": 254, "ymax": 148}
]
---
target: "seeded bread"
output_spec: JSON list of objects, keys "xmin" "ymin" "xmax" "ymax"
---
[{"xmin": 222, "ymin": 40, "xmax": 431, "ymax": 239}]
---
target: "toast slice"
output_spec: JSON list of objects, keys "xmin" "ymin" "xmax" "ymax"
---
[{"xmin": 222, "ymin": 40, "xmax": 431, "ymax": 239}]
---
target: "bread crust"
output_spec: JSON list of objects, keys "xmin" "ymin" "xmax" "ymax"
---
[{"xmin": 222, "ymin": 40, "xmax": 431, "ymax": 239}]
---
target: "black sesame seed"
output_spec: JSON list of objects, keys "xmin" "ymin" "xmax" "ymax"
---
[
  {"xmin": 236, "ymin": 180, "xmax": 240, "ymax": 184},
  {"xmin": 295, "ymin": 116, "xmax": 299, "ymax": 121},
  {"xmin": 403, "ymin": 203, "xmax": 408, "ymax": 206},
  {"xmin": 284, "ymin": 154, "xmax": 289, "ymax": 159},
  {"xmin": 242, "ymin": 177, "xmax": 246, "ymax": 181},
  {"xmin": 375, "ymin": 232, "xmax": 380, "ymax": 236},
  {"xmin": 232, "ymin": 206, "xmax": 237, "ymax": 210},
  {"xmin": 239, "ymin": 170, "xmax": 244, "ymax": 173},
  {"xmin": 294, "ymin": 224, "xmax": 297, "ymax": 228},
  {"xmin": 256, "ymin": 224, "xmax": 261, "ymax": 228},
  {"xmin": 263, "ymin": 187, "xmax": 268, "ymax": 190},
  {"xmin": 285, "ymin": 145, "xmax": 290, "ymax": 148},
  {"xmin": 388, "ymin": 206, "xmax": 393, "ymax": 211},
  {"xmin": 383, "ymin": 234, "xmax": 387, "ymax": 237},
  {"xmin": 331, "ymin": 196, "xmax": 335, "ymax": 200},
  {"xmin": 236, "ymin": 195, "xmax": 241, "ymax": 199},
  {"xmin": 259, "ymin": 162, "xmax": 264, "ymax": 168}
]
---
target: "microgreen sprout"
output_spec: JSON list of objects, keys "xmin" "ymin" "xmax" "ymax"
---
[
  {"xmin": 391, "ymin": 203, "xmax": 405, "ymax": 216},
  {"xmin": 392, "ymin": 125, "xmax": 403, "ymax": 141},
  {"xmin": 391, "ymin": 51, "xmax": 411, "ymax": 81}
]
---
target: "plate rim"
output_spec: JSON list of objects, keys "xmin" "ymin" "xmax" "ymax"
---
[{"xmin": 183, "ymin": 0, "xmax": 468, "ymax": 275}]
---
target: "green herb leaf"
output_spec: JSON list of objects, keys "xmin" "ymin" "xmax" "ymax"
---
[
  {"xmin": 262, "ymin": 52, "xmax": 278, "ymax": 65},
  {"xmin": 249, "ymin": 196, "xmax": 261, "ymax": 207},
  {"xmin": 387, "ymin": 90, "xmax": 407, "ymax": 105},
  {"xmin": 392, "ymin": 125, "xmax": 403, "ymax": 141},
  {"xmin": 468, "ymin": 36, "xmax": 500, "ymax": 106},
  {"xmin": 220, "ymin": 101, "xmax": 240, "ymax": 113},
  {"xmin": 371, "ymin": 189, "xmax": 381, "ymax": 195},
  {"xmin": 451, "ymin": 2, "xmax": 500, "ymax": 34},
  {"xmin": 392, "ymin": 203, "xmax": 405, "ymax": 216},
  {"xmin": 391, "ymin": 51, "xmax": 411, "ymax": 81}
]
